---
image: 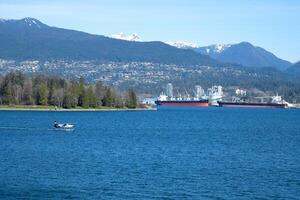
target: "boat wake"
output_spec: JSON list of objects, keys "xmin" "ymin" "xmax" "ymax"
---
[{"xmin": 0, "ymin": 126, "xmax": 74, "ymax": 132}]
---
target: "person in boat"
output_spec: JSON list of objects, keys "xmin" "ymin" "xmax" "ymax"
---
[{"xmin": 54, "ymin": 121, "xmax": 60, "ymax": 128}]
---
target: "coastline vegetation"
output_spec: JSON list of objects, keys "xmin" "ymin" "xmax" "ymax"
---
[{"xmin": 0, "ymin": 71, "xmax": 138, "ymax": 110}]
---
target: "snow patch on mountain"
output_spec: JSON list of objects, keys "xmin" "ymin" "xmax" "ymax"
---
[
  {"xmin": 23, "ymin": 17, "xmax": 41, "ymax": 28},
  {"xmin": 167, "ymin": 41, "xmax": 200, "ymax": 49},
  {"xmin": 0, "ymin": 17, "xmax": 43, "ymax": 28},
  {"xmin": 110, "ymin": 32, "xmax": 141, "ymax": 42},
  {"xmin": 206, "ymin": 44, "xmax": 232, "ymax": 53}
]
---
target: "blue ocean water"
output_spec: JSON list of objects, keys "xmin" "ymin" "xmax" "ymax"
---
[{"xmin": 0, "ymin": 108, "xmax": 300, "ymax": 199}]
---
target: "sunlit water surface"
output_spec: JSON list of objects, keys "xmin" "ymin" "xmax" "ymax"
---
[{"xmin": 0, "ymin": 108, "xmax": 300, "ymax": 199}]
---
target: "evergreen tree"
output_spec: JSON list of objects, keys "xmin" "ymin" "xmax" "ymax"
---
[
  {"xmin": 22, "ymin": 80, "xmax": 34, "ymax": 105},
  {"xmin": 0, "ymin": 81, "xmax": 14, "ymax": 104},
  {"xmin": 95, "ymin": 81, "xmax": 105, "ymax": 106},
  {"xmin": 103, "ymin": 88, "xmax": 114, "ymax": 107},
  {"xmin": 77, "ymin": 78, "xmax": 85, "ymax": 107},
  {"xmin": 62, "ymin": 92, "xmax": 73, "ymax": 109},
  {"xmin": 86, "ymin": 86, "xmax": 98, "ymax": 108},
  {"xmin": 69, "ymin": 81, "xmax": 80, "ymax": 106},
  {"xmin": 37, "ymin": 83, "xmax": 49, "ymax": 105},
  {"xmin": 81, "ymin": 88, "xmax": 89, "ymax": 108},
  {"xmin": 50, "ymin": 88, "xmax": 64, "ymax": 107},
  {"xmin": 126, "ymin": 89, "xmax": 137, "ymax": 108}
]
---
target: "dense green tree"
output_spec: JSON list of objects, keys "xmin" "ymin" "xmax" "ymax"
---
[
  {"xmin": 0, "ymin": 71, "xmax": 138, "ymax": 109},
  {"xmin": 86, "ymin": 86, "xmax": 98, "ymax": 108},
  {"xmin": 81, "ymin": 89, "xmax": 89, "ymax": 108},
  {"xmin": 37, "ymin": 83, "xmax": 49, "ymax": 105},
  {"xmin": 77, "ymin": 77, "xmax": 85, "ymax": 107},
  {"xmin": 50, "ymin": 88, "xmax": 64, "ymax": 107},
  {"xmin": 22, "ymin": 80, "xmax": 34, "ymax": 105},
  {"xmin": 126, "ymin": 89, "xmax": 137, "ymax": 108},
  {"xmin": 62, "ymin": 92, "xmax": 73, "ymax": 109},
  {"xmin": 95, "ymin": 81, "xmax": 105, "ymax": 105},
  {"xmin": 103, "ymin": 88, "xmax": 114, "ymax": 107},
  {"xmin": 0, "ymin": 80, "xmax": 14, "ymax": 104}
]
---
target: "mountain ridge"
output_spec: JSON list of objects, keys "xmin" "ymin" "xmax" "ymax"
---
[
  {"xmin": 167, "ymin": 39, "xmax": 292, "ymax": 71},
  {"xmin": 286, "ymin": 61, "xmax": 300, "ymax": 76},
  {"xmin": 0, "ymin": 17, "xmax": 292, "ymax": 71},
  {"xmin": 194, "ymin": 42, "xmax": 291, "ymax": 70},
  {"xmin": 0, "ymin": 17, "xmax": 218, "ymax": 66}
]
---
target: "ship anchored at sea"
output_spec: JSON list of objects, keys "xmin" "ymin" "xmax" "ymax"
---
[
  {"xmin": 155, "ymin": 83, "xmax": 223, "ymax": 108},
  {"xmin": 154, "ymin": 83, "xmax": 290, "ymax": 109},
  {"xmin": 218, "ymin": 94, "xmax": 289, "ymax": 108}
]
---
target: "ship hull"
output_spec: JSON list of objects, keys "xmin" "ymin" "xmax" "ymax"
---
[
  {"xmin": 155, "ymin": 100, "xmax": 209, "ymax": 107},
  {"xmin": 218, "ymin": 101, "xmax": 287, "ymax": 109}
]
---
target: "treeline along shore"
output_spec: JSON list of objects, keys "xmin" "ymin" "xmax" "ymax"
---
[{"xmin": 0, "ymin": 72, "xmax": 139, "ymax": 110}]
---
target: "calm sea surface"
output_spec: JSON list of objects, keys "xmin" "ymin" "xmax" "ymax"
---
[{"xmin": 0, "ymin": 108, "xmax": 300, "ymax": 199}]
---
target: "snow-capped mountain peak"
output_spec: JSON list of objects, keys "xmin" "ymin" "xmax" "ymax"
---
[
  {"xmin": 0, "ymin": 17, "xmax": 45, "ymax": 28},
  {"xmin": 207, "ymin": 44, "xmax": 231, "ymax": 53},
  {"xmin": 166, "ymin": 41, "xmax": 200, "ymax": 49},
  {"xmin": 23, "ymin": 17, "xmax": 37, "ymax": 25},
  {"xmin": 194, "ymin": 44, "xmax": 232, "ymax": 57},
  {"xmin": 214, "ymin": 44, "xmax": 231, "ymax": 53},
  {"xmin": 110, "ymin": 32, "xmax": 141, "ymax": 42},
  {"xmin": 23, "ymin": 17, "xmax": 41, "ymax": 27}
]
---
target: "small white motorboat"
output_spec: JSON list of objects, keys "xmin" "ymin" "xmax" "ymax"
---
[{"xmin": 54, "ymin": 121, "xmax": 75, "ymax": 130}]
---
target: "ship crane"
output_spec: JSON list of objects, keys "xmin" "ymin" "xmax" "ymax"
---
[
  {"xmin": 176, "ymin": 88, "xmax": 181, "ymax": 100},
  {"xmin": 184, "ymin": 88, "xmax": 191, "ymax": 100},
  {"xmin": 254, "ymin": 95, "xmax": 284, "ymax": 103},
  {"xmin": 192, "ymin": 89, "xmax": 198, "ymax": 100}
]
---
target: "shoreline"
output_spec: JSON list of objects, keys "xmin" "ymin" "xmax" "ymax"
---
[{"xmin": 0, "ymin": 106, "xmax": 157, "ymax": 112}]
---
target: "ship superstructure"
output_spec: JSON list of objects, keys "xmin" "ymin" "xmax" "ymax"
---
[{"xmin": 208, "ymin": 85, "xmax": 223, "ymax": 106}]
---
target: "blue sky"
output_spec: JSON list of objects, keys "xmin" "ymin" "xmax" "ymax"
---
[{"xmin": 0, "ymin": 0, "xmax": 299, "ymax": 62}]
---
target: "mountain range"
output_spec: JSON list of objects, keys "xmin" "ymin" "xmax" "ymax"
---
[
  {"xmin": 194, "ymin": 42, "xmax": 292, "ymax": 71},
  {"xmin": 169, "ymin": 41, "xmax": 292, "ymax": 71},
  {"xmin": 0, "ymin": 18, "xmax": 216, "ymax": 66},
  {"xmin": 0, "ymin": 17, "xmax": 295, "ymax": 71}
]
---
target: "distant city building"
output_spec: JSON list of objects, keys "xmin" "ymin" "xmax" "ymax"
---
[{"xmin": 166, "ymin": 83, "xmax": 173, "ymax": 98}]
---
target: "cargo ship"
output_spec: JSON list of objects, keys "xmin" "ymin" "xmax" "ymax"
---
[
  {"xmin": 155, "ymin": 84, "xmax": 221, "ymax": 108},
  {"xmin": 218, "ymin": 101, "xmax": 287, "ymax": 108},
  {"xmin": 218, "ymin": 96, "xmax": 288, "ymax": 109},
  {"xmin": 153, "ymin": 83, "xmax": 290, "ymax": 109},
  {"xmin": 155, "ymin": 99, "xmax": 209, "ymax": 107}
]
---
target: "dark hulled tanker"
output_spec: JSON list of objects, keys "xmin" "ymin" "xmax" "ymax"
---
[
  {"xmin": 218, "ymin": 95, "xmax": 288, "ymax": 109},
  {"xmin": 217, "ymin": 101, "xmax": 287, "ymax": 108},
  {"xmin": 155, "ymin": 99, "xmax": 209, "ymax": 107}
]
